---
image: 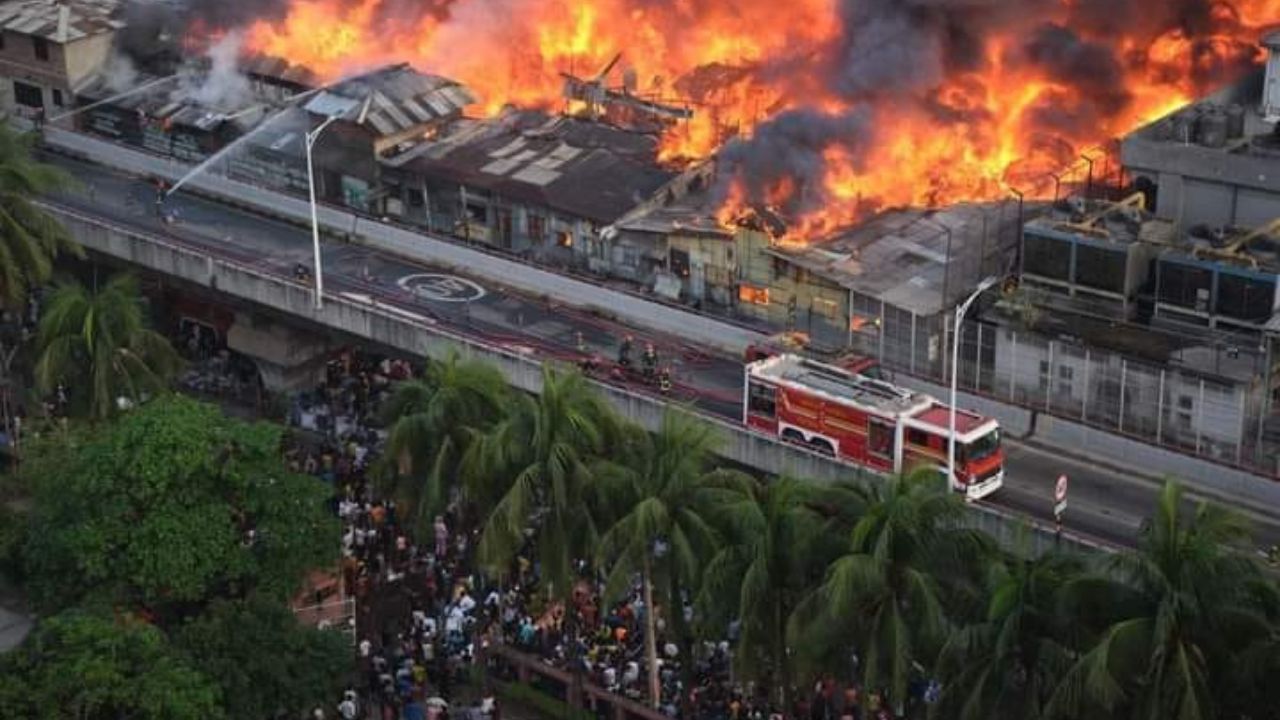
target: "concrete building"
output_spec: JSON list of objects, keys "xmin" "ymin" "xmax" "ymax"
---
[{"xmin": 0, "ymin": 0, "xmax": 121, "ymax": 121}]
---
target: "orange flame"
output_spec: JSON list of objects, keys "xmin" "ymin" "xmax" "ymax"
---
[{"xmin": 239, "ymin": 0, "xmax": 1280, "ymax": 242}]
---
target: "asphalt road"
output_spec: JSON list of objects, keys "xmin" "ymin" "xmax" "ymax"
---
[{"xmin": 45, "ymin": 151, "xmax": 1280, "ymax": 553}]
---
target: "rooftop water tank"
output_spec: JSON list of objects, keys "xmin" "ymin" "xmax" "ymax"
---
[
  {"xmin": 1226, "ymin": 104, "xmax": 1246, "ymax": 138},
  {"xmin": 1197, "ymin": 109, "xmax": 1228, "ymax": 148}
]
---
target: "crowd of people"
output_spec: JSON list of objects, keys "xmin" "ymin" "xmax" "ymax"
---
[{"xmin": 269, "ymin": 348, "xmax": 871, "ymax": 720}]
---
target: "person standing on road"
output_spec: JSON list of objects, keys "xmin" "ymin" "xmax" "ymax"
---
[{"xmin": 434, "ymin": 516, "xmax": 449, "ymax": 559}]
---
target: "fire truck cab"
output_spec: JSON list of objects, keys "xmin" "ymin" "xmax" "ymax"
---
[{"xmin": 743, "ymin": 353, "xmax": 1003, "ymax": 499}]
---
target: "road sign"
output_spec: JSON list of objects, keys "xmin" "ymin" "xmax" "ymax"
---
[
  {"xmin": 1054, "ymin": 474, "xmax": 1069, "ymax": 503},
  {"xmin": 1054, "ymin": 500, "xmax": 1067, "ymax": 519}
]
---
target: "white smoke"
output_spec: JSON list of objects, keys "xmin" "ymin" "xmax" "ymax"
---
[
  {"xmin": 100, "ymin": 52, "xmax": 141, "ymax": 94},
  {"xmin": 171, "ymin": 31, "xmax": 252, "ymax": 110}
]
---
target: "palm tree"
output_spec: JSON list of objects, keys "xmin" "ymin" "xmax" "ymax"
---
[
  {"xmin": 698, "ymin": 475, "xmax": 840, "ymax": 711},
  {"xmin": 379, "ymin": 352, "xmax": 507, "ymax": 536},
  {"xmin": 464, "ymin": 365, "xmax": 619, "ymax": 594},
  {"xmin": 594, "ymin": 411, "xmax": 736, "ymax": 709},
  {"xmin": 936, "ymin": 544, "xmax": 1085, "ymax": 720},
  {"xmin": 791, "ymin": 470, "xmax": 993, "ymax": 716},
  {"xmin": 34, "ymin": 274, "xmax": 182, "ymax": 418},
  {"xmin": 1046, "ymin": 481, "xmax": 1275, "ymax": 720},
  {"xmin": 0, "ymin": 124, "xmax": 80, "ymax": 306}
]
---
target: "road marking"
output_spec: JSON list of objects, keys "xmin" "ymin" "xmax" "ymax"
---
[{"xmin": 397, "ymin": 273, "xmax": 486, "ymax": 303}]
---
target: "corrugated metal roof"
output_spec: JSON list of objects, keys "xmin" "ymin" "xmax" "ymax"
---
[
  {"xmin": 0, "ymin": 0, "xmax": 122, "ymax": 43},
  {"xmin": 321, "ymin": 64, "xmax": 474, "ymax": 137},
  {"xmin": 394, "ymin": 109, "xmax": 675, "ymax": 224}
]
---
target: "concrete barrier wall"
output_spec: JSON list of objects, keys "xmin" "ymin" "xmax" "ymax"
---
[
  {"xmin": 42, "ymin": 128, "xmax": 765, "ymax": 356},
  {"xmin": 1034, "ymin": 414, "xmax": 1280, "ymax": 508},
  {"xmin": 51, "ymin": 202, "xmax": 1099, "ymax": 557}
]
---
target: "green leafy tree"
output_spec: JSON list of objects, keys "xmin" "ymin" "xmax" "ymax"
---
[
  {"xmin": 791, "ymin": 470, "xmax": 993, "ymax": 716},
  {"xmin": 173, "ymin": 596, "xmax": 351, "ymax": 720},
  {"xmin": 0, "ymin": 124, "xmax": 80, "ymax": 306},
  {"xmin": 697, "ymin": 476, "xmax": 828, "ymax": 710},
  {"xmin": 0, "ymin": 610, "xmax": 224, "ymax": 720},
  {"xmin": 465, "ymin": 366, "xmax": 618, "ymax": 593},
  {"xmin": 379, "ymin": 352, "xmax": 507, "ymax": 536},
  {"xmin": 22, "ymin": 395, "xmax": 338, "ymax": 617},
  {"xmin": 1047, "ymin": 481, "xmax": 1276, "ymax": 720},
  {"xmin": 34, "ymin": 273, "xmax": 182, "ymax": 418},
  {"xmin": 594, "ymin": 412, "xmax": 735, "ymax": 707},
  {"xmin": 935, "ymin": 547, "xmax": 1086, "ymax": 720}
]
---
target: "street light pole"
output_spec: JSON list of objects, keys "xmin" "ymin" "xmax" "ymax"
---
[
  {"xmin": 305, "ymin": 114, "xmax": 341, "ymax": 310},
  {"xmin": 948, "ymin": 276, "xmax": 999, "ymax": 495}
]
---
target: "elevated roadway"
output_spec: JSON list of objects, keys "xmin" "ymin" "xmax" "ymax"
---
[{"xmin": 38, "ymin": 137, "xmax": 1280, "ymax": 555}]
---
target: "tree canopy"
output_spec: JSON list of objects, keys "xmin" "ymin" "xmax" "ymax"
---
[
  {"xmin": 22, "ymin": 394, "xmax": 338, "ymax": 616},
  {"xmin": 0, "ymin": 610, "xmax": 225, "ymax": 720}
]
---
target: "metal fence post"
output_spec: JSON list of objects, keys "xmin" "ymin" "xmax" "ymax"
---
[
  {"xmin": 1196, "ymin": 379, "xmax": 1206, "ymax": 454},
  {"xmin": 1045, "ymin": 340, "xmax": 1054, "ymax": 410},
  {"xmin": 974, "ymin": 323, "xmax": 983, "ymax": 392},
  {"xmin": 878, "ymin": 300, "xmax": 886, "ymax": 368},
  {"xmin": 1009, "ymin": 331, "xmax": 1017, "ymax": 401},
  {"xmin": 1082, "ymin": 349, "xmax": 1091, "ymax": 422},
  {"xmin": 910, "ymin": 312, "xmax": 917, "ymax": 375},
  {"xmin": 1118, "ymin": 359, "xmax": 1127, "ymax": 433},
  {"xmin": 1156, "ymin": 369, "xmax": 1166, "ymax": 444},
  {"xmin": 1237, "ymin": 391, "xmax": 1247, "ymax": 466}
]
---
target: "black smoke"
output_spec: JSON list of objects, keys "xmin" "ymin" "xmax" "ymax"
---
[
  {"xmin": 1018, "ymin": 23, "xmax": 1133, "ymax": 128},
  {"xmin": 713, "ymin": 107, "xmax": 873, "ymax": 220},
  {"xmin": 719, "ymin": 0, "xmax": 1267, "ymax": 216}
]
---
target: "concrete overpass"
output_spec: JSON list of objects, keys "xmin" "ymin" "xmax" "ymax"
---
[
  {"xmin": 45, "ymin": 198, "xmax": 1100, "ymax": 557},
  {"xmin": 34, "ymin": 125, "xmax": 1280, "ymax": 556}
]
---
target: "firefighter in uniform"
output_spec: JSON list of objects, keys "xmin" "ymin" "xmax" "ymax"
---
[
  {"xmin": 658, "ymin": 366, "xmax": 672, "ymax": 395},
  {"xmin": 641, "ymin": 342, "xmax": 658, "ymax": 382},
  {"xmin": 618, "ymin": 335, "xmax": 634, "ymax": 370}
]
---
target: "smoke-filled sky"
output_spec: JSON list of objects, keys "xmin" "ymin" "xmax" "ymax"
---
[{"xmin": 129, "ymin": 0, "xmax": 1277, "ymax": 227}]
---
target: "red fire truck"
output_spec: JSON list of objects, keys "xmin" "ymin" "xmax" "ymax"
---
[{"xmin": 743, "ymin": 353, "xmax": 1004, "ymax": 499}]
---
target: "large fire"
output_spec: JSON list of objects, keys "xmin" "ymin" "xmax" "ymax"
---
[{"xmin": 238, "ymin": 0, "xmax": 1280, "ymax": 240}]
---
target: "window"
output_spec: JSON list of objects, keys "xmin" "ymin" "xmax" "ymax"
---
[
  {"xmin": 670, "ymin": 249, "xmax": 691, "ymax": 278},
  {"xmin": 0, "ymin": 32, "xmax": 6, "ymax": 50},
  {"xmin": 906, "ymin": 428, "xmax": 930, "ymax": 447},
  {"xmin": 747, "ymin": 382, "xmax": 776, "ymax": 418},
  {"xmin": 868, "ymin": 419, "xmax": 893, "ymax": 459},
  {"xmin": 961, "ymin": 429, "xmax": 1001, "ymax": 463},
  {"xmin": 51, "ymin": 88, "xmax": 62, "ymax": 107},
  {"xmin": 1057, "ymin": 365, "xmax": 1074, "ymax": 396},
  {"xmin": 12, "ymin": 81, "xmax": 41, "ymax": 109},
  {"xmin": 739, "ymin": 284, "xmax": 770, "ymax": 306},
  {"xmin": 527, "ymin": 215, "xmax": 545, "ymax": 243},
  {"xmin": 464, "ymin": 202, "xmax": 486, "ymax": 223},
  {"xmin": 1038, "ymin": 360, "xmax": 1051, "ymax": 391},
  {"xmin": 32, "ymin": 37, "xmax": 48, "ymax": 61}
]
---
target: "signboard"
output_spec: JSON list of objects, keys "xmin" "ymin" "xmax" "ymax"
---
[{"xmin": 1053, "ymin": 474, "xmax": 1068, "ymax": 521}]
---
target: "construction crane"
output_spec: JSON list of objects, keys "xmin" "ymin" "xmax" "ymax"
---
[
  {"xmin": 1192, "ymin": 217, "xmax": 1280, "ymax": 269},
  {"xmin": 1053, "ymin": 192, "xmax": 1147, "ymax": 240},
  {"xmin": 561, "ymin": 53, "xmax": 693, "ymax": 124}
]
